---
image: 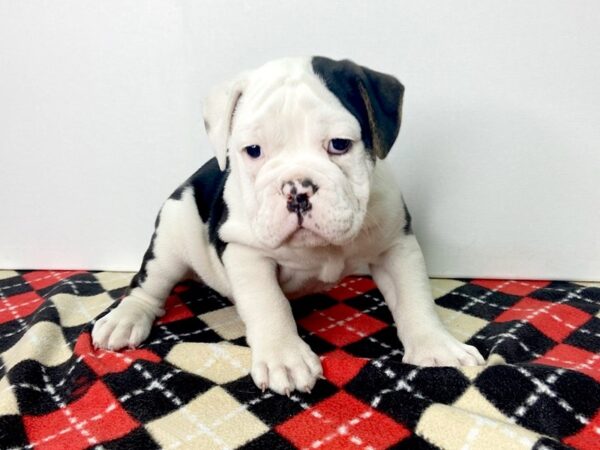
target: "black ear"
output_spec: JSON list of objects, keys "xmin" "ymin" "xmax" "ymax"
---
[{"xmin": 311, "ymin": 56, "xmax": 404, "ymax": 159}]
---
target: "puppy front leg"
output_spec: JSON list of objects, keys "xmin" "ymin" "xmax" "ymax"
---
[
  {"xmin": 371, "ymin": 234, "xmax": 485, "ymax": 366},
  {"xmin": 92, "ymin": 201, "xmax": 188, "ymax": 350},
  {"xmin": 223, "ymin": 244, "xmax": 322, "ymax": 395}
]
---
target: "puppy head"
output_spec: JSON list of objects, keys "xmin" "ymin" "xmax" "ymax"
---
[{"xmin": 203, "ymin": 57, "xmax": 404, "ymax": 249}]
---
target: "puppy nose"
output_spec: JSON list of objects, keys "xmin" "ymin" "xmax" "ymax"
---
[
  {"xmin": 287, "ymin": 192, "xmax": 311, "ymax": 213},
  {"xmin": 282, "ymin": 178, "xmax": 318, "ymax": 214}
]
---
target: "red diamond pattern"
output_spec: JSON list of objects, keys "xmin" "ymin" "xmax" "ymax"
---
[
  {"xmin": 22, "ymin": 271, "xmax": 85, "ymax": 290},
  {"xmin": 472, "ymin": 279, "xmax": 551, "ymax": 297},
  {"xmin": 299, "ymin": 303, "xmax": 387, "ymax": 346},
  {"xmin": 495, "ymin": 297, "xmax": 591, "ymax": 341},
  {"xmin": 74, "ymin": 333, "xmax": 161, "ymax": 376},
  {"xmin": 0, "ymin": 291, "xmax": 44, "ymax": 324},
  {"xmin": 156, "ymin": 294, "xmax": 194, "ymax": 324},
  {"xmin": 23, "ymin": 381, "xmax": 139, "ymax": 450},
  {"xmin": 327, "ymin": 277, "xmax": 377, "ymax": 301},
  {"xmin": 564, "ymin": 409, "xmax": 600, "ymax": 450},
  {"xmin": 536, "ymin": 343, "xmax": 600, "ymax": 382},
  {"xmin": 322, "ymin": 349, "xmax": 369, "ymax": 388},
  {"xmin": 276, "ymin": 391, "xmax": 410, "ymax": 449}
]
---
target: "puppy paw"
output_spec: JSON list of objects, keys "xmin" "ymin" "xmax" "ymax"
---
[
  {"xmin": 250, "ymin": 335, "xmax": 322, "ymax": 395},
  {"xmin": 402, "ymin": 331, "xmax": 485, "ymax": 367},
  {"xmin": 91, "ymin": 297, "xmax": 157, "ymax": 350}
]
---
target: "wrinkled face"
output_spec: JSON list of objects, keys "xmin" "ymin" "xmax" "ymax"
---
[
  {"xmin": 231, "ymin": 63, "xmax": 374, "ymax": 248},
  {"xmin": 204, "ymin": 57, "xmax": 404, "ymax": 249}
]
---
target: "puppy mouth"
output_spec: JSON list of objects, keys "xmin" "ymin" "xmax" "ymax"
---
[
  {"xmin": 285, "ymin": 227, "xmax": 329, "ymax": 248},
  {"xmin": 285, "ymin": 216, "xmax": 355, "ymax": 248},
  {"xmin": 273, "ymin": 212, "xmax": 324, "ymax": 246}
]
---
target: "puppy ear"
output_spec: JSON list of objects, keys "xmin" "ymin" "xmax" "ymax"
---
[
  {"xmin": 203, "ymin": 73, "xmax": 248, "ymax": 170},
  {"xmin": 312, "ymin": 57, "xmax": 404, "ymax": 159}
]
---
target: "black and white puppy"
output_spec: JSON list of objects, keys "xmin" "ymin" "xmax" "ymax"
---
[{"xmin": 92, "ymin": 57, "xmax": 485, "ymax": 395}]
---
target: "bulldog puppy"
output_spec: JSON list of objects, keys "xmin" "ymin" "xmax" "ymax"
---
[{"xmin": 92, "ymin": 56, "xmax": 485, "ymax": 394}]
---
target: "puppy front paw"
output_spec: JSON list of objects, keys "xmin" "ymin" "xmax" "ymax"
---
[
  {"xmin": 250, "ymin": 335, "xmax": 322, "ymax": 395},
  {"xmin": 402, "ymin": 331, "xmax": 485, "ymax": 367},
  {"xmin": 91, "ymin": 296, "xmax": 157, "ymax": 350}
]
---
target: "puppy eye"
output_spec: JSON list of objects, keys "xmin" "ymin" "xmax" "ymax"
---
[
  {"xmin": 244, "ymin": 145, "xmax": 262, "ymax": 158},
  {"xmin": 327, "ymin": 138, "xmax": 352, "ymax": 155}
]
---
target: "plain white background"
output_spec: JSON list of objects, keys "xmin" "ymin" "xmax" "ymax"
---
[{"xmin": 1, "ymin": 1, "xmax": 599, "ymax": 280}]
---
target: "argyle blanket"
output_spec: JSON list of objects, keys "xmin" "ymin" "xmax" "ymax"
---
[{"xmin": 0, "ymin": 271, "xmax": 599, "ymax": 450}]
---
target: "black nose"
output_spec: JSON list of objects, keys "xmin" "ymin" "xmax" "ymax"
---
[{"xmin": 287, "ymin": 192, "xmax": 312, "ymax": 214}]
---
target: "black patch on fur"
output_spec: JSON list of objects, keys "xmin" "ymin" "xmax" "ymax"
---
[
  {"xmin": 311, "ymin": 56, "xmax": 404, "ymax": 159},
  {"xmin": 130, "ymin": 213, "xmax": 161, "ymax": 289},
  {"xmin": 130, "ymin": 158, "xmax": 230, "ymax": 291},
  {"xmin": 186, "ymin": 157, "xmax": 230, "ymax": 258},
  {"xmin": 300, "ymin": 178, "xmax": 319, "ymax": 193},
  {"xmin": 169, "ymin": 185, "xmax": 185, "ymax": 200},
  {"xmin": 402, "ymin": 200, "xmax": 413, "ymax": 234}
]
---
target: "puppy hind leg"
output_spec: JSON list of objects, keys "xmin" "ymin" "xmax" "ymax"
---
[{"xmin": 92, "ymin": 208, "xmax": 188, "ymax": 350}]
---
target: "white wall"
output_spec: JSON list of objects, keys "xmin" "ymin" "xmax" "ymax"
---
[{"xmin": 1, "ymin": 1, "xmax": 599, "ymax": 280}]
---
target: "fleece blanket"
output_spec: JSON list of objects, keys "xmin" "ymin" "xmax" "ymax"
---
[{"xmin": 0, "ymin": 270, "xmax": 599, "ymax": 450}]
